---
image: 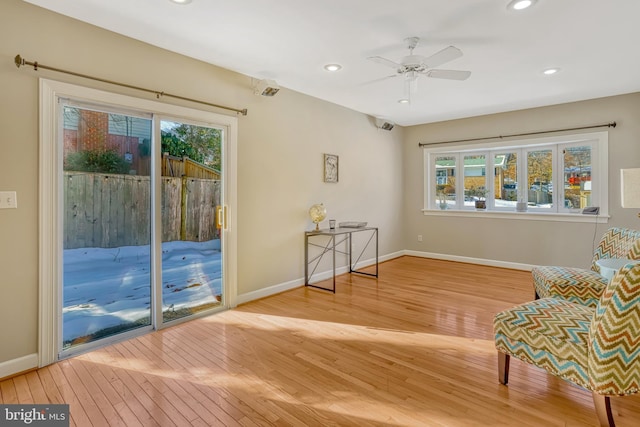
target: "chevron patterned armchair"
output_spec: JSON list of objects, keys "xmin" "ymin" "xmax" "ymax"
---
[
  {"xmin": 494, "ymin": 263, "xmax": 640, "ymax": 427},
  {"xmin": 532, "ymin": 227, "xmax": 640, "ymax": 307}
]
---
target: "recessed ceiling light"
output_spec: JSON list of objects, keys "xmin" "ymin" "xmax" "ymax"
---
[
  {"xmin": 324, "ymin": 64, "xmax": 342, "ymax": 72},
  {"xmin": 543, "ymin": 68, "xmax": 560, "ymax": 75},
  {"xmin": 398, "ymin": 98, "xmax": 410, "ymax": 104},
  {"xmin": 170, "ymin": 0, "xmax": 192, "ymax": 5},
  {"xmin": 507, "ymin": 0, "xmax": 537, "ymax": 11}
]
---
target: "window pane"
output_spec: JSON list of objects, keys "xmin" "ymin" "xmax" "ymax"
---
[
  {"xmin": 563, "ymin": 146, "xmax": 592, "ymax": 209},
  {"xmin": 464, "ymin": 154, "xmax": 486, "ymax": 208},
  {"xmin": 161, "ymin": 121, "xmax": 223, "ymax": 323},
  {"xmin": 527, "ymin": 149, "xmax": 553, "ymax": 208},
  {"xmin": 62, "ymin": 105, "xmax": 152, "ymax": 350},
  {"xmin": 434, "ymin": 155, "xmax": 456, "ymax": 209},
  {"xmin": 494, "ymin": 152, "xmax": 517, "ymax": 209}
]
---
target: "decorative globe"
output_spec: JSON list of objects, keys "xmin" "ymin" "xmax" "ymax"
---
[{"xmin": 309, "ymin": 203, "xmax": 327, "ymax": 231}]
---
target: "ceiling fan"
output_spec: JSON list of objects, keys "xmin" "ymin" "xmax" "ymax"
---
[{"xmin": 367, "ymin": 37, "xmax": 471, "ymax": 102}]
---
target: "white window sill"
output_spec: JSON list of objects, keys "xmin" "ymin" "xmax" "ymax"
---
[{"xmin": 422, "ymin": 209, "xmax": 609, "ymax": 223}]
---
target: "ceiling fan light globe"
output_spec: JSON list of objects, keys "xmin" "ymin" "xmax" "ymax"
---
[{"xmin": 405, "ymin": 71, "xmax": 418, "ymax": 81}]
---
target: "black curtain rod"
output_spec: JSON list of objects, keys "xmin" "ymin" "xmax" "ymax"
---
[
  {"xmin": 14, "ymin": 54, "xmax": 248, "ymax": 116},
  {"xmin": 418, "ymin": 121, "xmax": 616, "ymax": 147}
]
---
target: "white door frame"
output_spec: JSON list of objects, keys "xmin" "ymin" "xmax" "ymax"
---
[{"xmin": 38, "ymin": 78, "xmax": 238, "ymax": 366}]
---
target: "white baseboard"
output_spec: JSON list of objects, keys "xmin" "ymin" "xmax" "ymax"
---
[
  {"xmin": 403, "ymin": 250, "xmax": 534, "ymax": 271},
  {"xmin": 236, "ymin": 250, "xmax": 405, "ymax": 305},
  {"xmin": 380, "ymin": 250, "xmax": 405, "ymax": 263},
  {"xmin": 236, "ymin": 277, "xmax": 304, "ymax": 305},
  {"xmin": 0, "ymin": 353, "xmax": 38, "ymax": 379}
]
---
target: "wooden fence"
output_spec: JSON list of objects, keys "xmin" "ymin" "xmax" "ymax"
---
[
  {"xmin": 64, "ymin": 171, "xmax": 220, "ymax": 249},
  {"xmin": 162, "ymin": 154, "xmax": 220, "ymax": 180}
]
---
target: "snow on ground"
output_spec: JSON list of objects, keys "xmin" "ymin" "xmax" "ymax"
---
[{"xmin": 63, "ymin": 239, "xmax": 221, "ymax": 343}]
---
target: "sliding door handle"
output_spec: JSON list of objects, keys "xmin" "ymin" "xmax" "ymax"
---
[{"xmin": 216, "ymin": 205, "xmax": 228, "ymax": 230}]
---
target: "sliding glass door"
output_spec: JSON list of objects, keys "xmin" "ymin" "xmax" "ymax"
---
[
  {"xmin": 61, "ymin": 104, "xmax": 153, "ymax": 350},
  {"xmin": 159, "ymin": 120, "xmax": 224, "ymax": 323},
  {"xmin": 58, "ymin": 102, "xmax": 226, "ymax": 356}
]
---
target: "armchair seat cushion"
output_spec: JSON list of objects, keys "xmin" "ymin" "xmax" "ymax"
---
[
  {"xmin": 494, "ymin": 297, "xmax": 593, "ymax": 390},
  {"xmin": 532, "ymin": 266, "xmax": 607, "ymax": 308}
]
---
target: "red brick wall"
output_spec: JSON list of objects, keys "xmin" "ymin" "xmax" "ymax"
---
[{"xmin": 78, "ymin": 110, "xmax": 112, "ymax": 151}]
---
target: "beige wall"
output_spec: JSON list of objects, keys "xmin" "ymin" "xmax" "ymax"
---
[
  {"xmin": 0, "ymin": 0, "xmax": 405, "ymax": 365},
  {"xmin": 403, "ymin": 93, "xmax": 640, "ymax": 267}
]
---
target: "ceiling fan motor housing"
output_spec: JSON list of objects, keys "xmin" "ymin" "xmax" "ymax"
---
[{"xmin": 401, "ymin": 55, "xmax": 427, "ymax": 67}]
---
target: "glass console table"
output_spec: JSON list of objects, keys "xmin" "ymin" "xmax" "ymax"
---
[{"xmin": 304, "ymin": 226, "xmax": 378, "ymax": 292}]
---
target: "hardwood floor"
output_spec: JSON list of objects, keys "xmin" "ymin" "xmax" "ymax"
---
[{"xmin": 2, "ymin": 256, "xmax": 639, "ymax": 426}]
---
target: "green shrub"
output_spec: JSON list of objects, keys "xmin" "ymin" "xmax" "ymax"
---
[{"xmin": 65, "ymin": 148, "xmax": 129, "ymax": 174}]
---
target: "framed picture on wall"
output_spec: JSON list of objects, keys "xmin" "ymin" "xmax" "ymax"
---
[{"xmin": 324, "ymin": 153, "xmax": 339, "ymax": 183}]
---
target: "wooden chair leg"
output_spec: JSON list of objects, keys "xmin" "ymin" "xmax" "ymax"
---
[
  {"xmin": 592, "ymin": 392, "xmax": 615, "ymax": 427},
  {"xmin": 498, "ymin": 351, "xmax": 510, "ymax": 385}
]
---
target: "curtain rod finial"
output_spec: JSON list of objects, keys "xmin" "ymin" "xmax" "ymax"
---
[{"xmin": 14, "ymin": 54, "xmax": 23, "ymax": 68}]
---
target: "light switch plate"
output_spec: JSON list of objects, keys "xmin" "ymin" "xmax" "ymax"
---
[{"xmin": 0, "ymin": 191, "xmax": 17, "ymax": 209}]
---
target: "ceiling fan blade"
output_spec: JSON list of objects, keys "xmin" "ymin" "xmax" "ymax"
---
[
  {"xmin": 367, "ymin": 56, "xmax": 402, "ymax": 69},
  {"xmin": 422, "ymin": 46, "xmax": 463, "ymax": 69},
  {"xmin": 425, "ymin": 69, "xmax": 471, "ymax": 81}
]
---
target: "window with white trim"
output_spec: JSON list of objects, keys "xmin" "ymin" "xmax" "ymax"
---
[{"xmin": 424, "ymin": 131, "xmax": 608, "ymax": 216}]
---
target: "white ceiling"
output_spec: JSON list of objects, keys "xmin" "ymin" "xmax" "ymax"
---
[{"xmin": 24, "ymin": 0, "xmax": 640, "ymax": 126}]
